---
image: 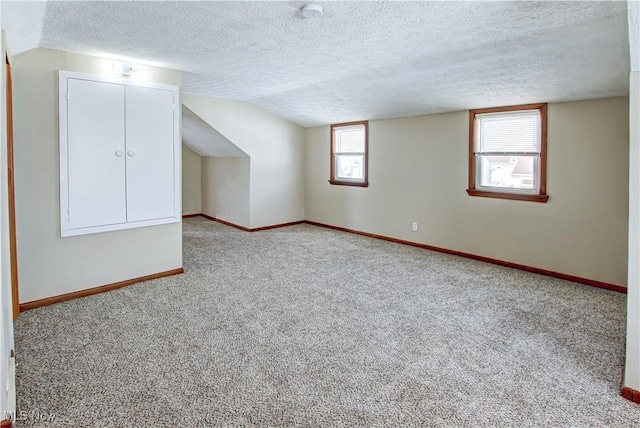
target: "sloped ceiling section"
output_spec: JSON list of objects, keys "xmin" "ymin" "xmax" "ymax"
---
[
  {"xmin": 182, "ymin": 106, "xmax": 247, "ymax": 158},
  {"xmin": 2, "ymin": 0, "xmax": 47, "ymax": 55},
  {"xmin": 1, "ymin": 1, "xmax": 631, "ymax": 127}
]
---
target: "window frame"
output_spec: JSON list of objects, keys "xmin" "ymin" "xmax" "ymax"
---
[
  {"xmin": 329, "ymin": 120, "xmax": 369, "ymax": 187},
  {"xmin": 467, "ymin": 103, "xmax": 549, "ymax": 203}
]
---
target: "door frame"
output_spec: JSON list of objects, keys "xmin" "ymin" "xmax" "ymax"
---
[{"xmin": 6, "ymin": 54, "xmax": 19, "ymax": 319}]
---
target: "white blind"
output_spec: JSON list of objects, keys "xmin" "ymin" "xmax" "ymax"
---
[
  {"xmin": 335, "ymin": 125, "xmax": 365, "ymax": 153},
  {"xmin": 477, "ymin": 110, "xmax": 540, "ymax": 153}
]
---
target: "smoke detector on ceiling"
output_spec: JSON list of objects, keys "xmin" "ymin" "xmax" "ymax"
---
[{"xmin": 301, "ymin": 4, "xmax": 323, "ymax": 19}]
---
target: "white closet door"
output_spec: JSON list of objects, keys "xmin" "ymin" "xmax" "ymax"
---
[
  {"xmin": 125, "ymin": 86, "xmax": 175, "ymax": 222},
  {"xmin": 67, "ymin": 78, "xmax": 126, "ymax": 230}
]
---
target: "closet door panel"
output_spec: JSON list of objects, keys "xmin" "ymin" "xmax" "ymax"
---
[
  {"xmin": 125, "ymin": 86, "xmax": 176, "ymax": 222},
  {"xmin": 67, "ymin": 78, "xmax": 126, "ymax": 230}
]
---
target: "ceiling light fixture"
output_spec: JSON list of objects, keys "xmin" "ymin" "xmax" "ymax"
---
[
  {"xmin": 301, "ymin": 4, "xmax": 323, "ymax": 19},
  {"xmin": 113, "ymin": 60, "xmax": 139, "ymax": 77}
]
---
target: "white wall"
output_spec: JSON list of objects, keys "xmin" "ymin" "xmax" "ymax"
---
[
  {"xmin": 625, "ymin": 0, "xmax": 640, "ymax": 395},
  {"xmin": 626, "ymin": 72, "xmax": 640, "ymax": 390},
  {"xmin": 182, "ymin": 144, "xmax": 201, "ymax": 215},
  {"xmin": 1, "ymin": 25, "xmax": 16, "ymax": 421},
  {"xmin": 306, "ymin": 97, "xmax": 629, "ymax": 287},
  {"xmin": 201, "ymin": 157, "xmax": 250, "ymax": 227},
  {"xmin": 182, "ymin": 94, "xmax": 305, "ymax": 229},
  {"xmin": 13, "ymin": 48, "xmax": 183, "ymax": 303}
]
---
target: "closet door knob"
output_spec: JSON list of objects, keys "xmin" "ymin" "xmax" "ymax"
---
[
  {"xmin": 115, "ymin": 150, "xmax": 124, "ymax": 157},
  {"xmin": 127, "ymin": 150, "xmax": 135, "ymax": 157}
]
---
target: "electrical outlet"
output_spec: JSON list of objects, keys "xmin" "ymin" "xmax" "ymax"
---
[{"xmin": 412, "ymin": 222, "xmax": 418, "ymax": 232}]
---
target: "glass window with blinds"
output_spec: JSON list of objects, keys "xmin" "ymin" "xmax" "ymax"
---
[
  {"xmin": 330, "ymin": 121, "xmax": 368, "ymax": 187},
  {"xmin": 468, "ymin": 104, "xmax": 548, "ymax": 203}
]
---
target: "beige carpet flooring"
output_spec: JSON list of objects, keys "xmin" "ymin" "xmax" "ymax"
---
[{"xmin": 13, "ymin": 217, "xmax": 640, "ymax": 426}]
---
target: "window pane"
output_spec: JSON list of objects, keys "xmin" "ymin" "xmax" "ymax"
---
[
  {"xmin": 478, "ymin": 110, "xmax": 540, "ymax": 153},
  {"xmin": 478, "ymin": 155, "xmax": 537, "ymax": 190},
  {"xmin": 335, "ymin": 155, "xmax": 364, "ymax": 180},
  {"xmin": 335, "ymin": 125, "xmax": 365, "ymax": 153}
]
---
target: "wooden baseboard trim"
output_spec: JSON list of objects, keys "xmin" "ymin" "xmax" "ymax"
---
[
  {"xmin": 304, "ymin": 221, "xmax": 627, "ymax": 294},
  {"xmin": 201, "ymin": 214, "xmax": 251, "ymax": 231},
  {"xmin": 19, "ymin": 268, "xmax": 184, "ymax": 312},
  {"xmin": 251, "ymin": 221, "xmax": 305, "ymax": 232},
  {"xmin": 622, "ymin": 386, "xmax": 640, "ymax": 403},
  {"xmin": 182, "ymin": 213, "xmax": 201, "ymax": 219},
  {"xmin": 1, "ymin": 419, "xmax": 13, "ymax": 428},
  {"xmin": 196, "ymin": 213, "xmax": 304, "ymax": 232}
]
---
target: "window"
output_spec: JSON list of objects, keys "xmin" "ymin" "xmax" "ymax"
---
[
  {"xmin": 467, "ymin": 103, "xmax": 548, "ymax": 203},
  {"xmin": 330, "ymin": 121, "xmax": 368, "ymax": 187}
]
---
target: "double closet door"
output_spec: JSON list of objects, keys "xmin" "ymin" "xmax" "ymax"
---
[{"xmin": 60, "ymin": 71, "xmax": 180, "ymax": 237}]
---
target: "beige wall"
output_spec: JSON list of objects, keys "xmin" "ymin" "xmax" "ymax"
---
[
  {"xmin": 13, "ymin": 48, "xmax": 183, "ymax": 303},
  {"xmin": 182, "ymin": 94, "xmax": 305, "ymax": 229},
  {"xmin": 201, "ymin": 157, "xmax": 250, "ymax": 227},
  {"xmin": 182, "ymin": 144, "xmax": 202, "ymax": 215},
  {"xmin": 306, "ymin": 97, "xmax": 629, "ymax": 286}
]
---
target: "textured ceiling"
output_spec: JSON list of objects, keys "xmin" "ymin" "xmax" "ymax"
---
[
  {"xmin": 182, "ymin": 106, "xmax": 247, "ymax": 157},
  {"xmin": 629, "ymin": 0, "xmax": 640, "ymax": 71},
  {"xmin": 2, "ymin": 1, "xmax": 630, "ymax": 127}
]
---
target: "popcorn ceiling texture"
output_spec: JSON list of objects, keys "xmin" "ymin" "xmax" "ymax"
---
[
  {"xmin": 629, "ymin": 0, "xmax": 640, "ymax": 71},
  {"xmin": 1, "ymin": 0, "xmax": 46, "ymax": 56},
  {"xmin": 2, "ymin": 1, "xmax": 630, "ymax": 126}
]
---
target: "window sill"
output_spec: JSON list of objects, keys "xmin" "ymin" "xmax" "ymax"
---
[
  {"xmin": 466, "ymin": 189, "xmax": 549, "ymax": 203},
  {"xmin": 329, "ymin": 180, "xmax": 369, "ymax": 188}
]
